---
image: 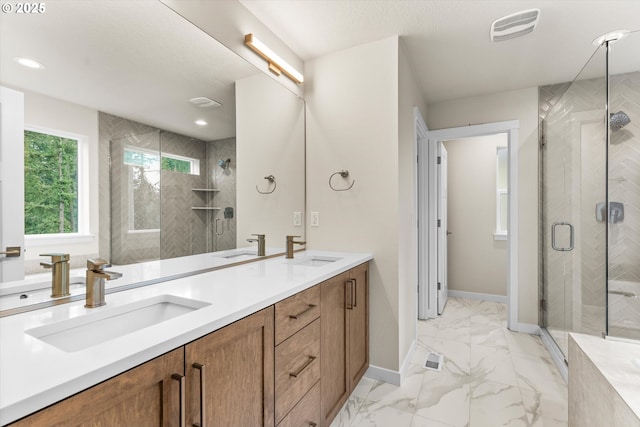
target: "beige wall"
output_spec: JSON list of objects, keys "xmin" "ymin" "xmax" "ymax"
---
[
  {"xmin": 427, "ymin": 87, "xmax": 539, "ymax": 325},
  {"xmin": 443, "ymin": 135, "xmax": 507, "ymax": 297},
  {"xmin": 22, "ymin": 90, "xmax": 99, "ymax": 270},
  {"xmin": 306, "ymin": 36, "xmax": 427, "ymax": 373},
  {"xmin": 306, "ymin": 36, "xmax": 400, "ymax": 371},
  {"xmin": 236, "ymin": 73, "xmax": 305, "ymax": 247}
]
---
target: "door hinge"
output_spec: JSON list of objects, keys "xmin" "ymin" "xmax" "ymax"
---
[
  {"xmin": 540, "ymin": 299, "xmax": 546, "ymax": 310},
  {"xmin": 437, "ymin": 282, "xmax": 442, "ymax": 291},
  {"xmin": 437, "ymin": 156, "xmax": 441, "ymax": 165},
  {"xmin": 437, "ymin": 219, "xmax": 441, "ymax": 227}
]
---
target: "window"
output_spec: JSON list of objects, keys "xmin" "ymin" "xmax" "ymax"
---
[
  {"xmin": 495, "ymin": 146, "xmax": 508, "ymax": 239},
  {"xmin": 123, "ymin": 147, "xmax": 199, "ymax": 232},
  {"xmin": 24, "ymin": 128, "xmax": 86, "ymax": 236}
]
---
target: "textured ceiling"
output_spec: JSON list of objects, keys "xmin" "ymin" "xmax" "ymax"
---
[{"xmin": 239, "ymin": 0, "xmax": 640, "ymax": 103}]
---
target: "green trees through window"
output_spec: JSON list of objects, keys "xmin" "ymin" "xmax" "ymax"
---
[{"xmin": 24, "ymin": 130, "xmax": 79, "ymax": 235}]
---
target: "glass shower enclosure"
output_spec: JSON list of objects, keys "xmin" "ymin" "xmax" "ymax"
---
[{"xmin": 540, "ymin": 30, "xmax": 640, "ymax": 359}]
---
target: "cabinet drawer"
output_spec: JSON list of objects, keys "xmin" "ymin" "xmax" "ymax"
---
[
  {"xmin": 277, "ymin": 381, "xmax": 320, "ymax": 427},
  {"xmin": 275, "ymin": 285, "xmax": 320, "ymax": 345},
  {"xmin": 275, "ymin": 319, "xmax": 320, "ymax": 423}
]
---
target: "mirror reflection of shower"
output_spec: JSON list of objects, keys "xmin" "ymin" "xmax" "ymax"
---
[{"xmin": 218, "ymin": 158, "xmax": 232, "ymax": 176}]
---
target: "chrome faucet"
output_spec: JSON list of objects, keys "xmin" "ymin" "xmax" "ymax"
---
[
  {"xmin": 40, "ymin": 253, "xmax": 71, "ymax": 298},
  {"xmin": 85, "ymin": 259, "xmax": 122, "ymax": 308},
  {"xmin": 247, "ymin": 234, "xmax": 266, "ymax": 256},
  {"xmin": 285, "ymin": 235, "xmax": 306, "ymax": 259}
]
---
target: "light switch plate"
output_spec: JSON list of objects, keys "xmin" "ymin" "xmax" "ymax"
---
[
  {"xmin": 293, "ymin": 211, "xmax": 302, "ymax": 226},
  {"xmin": 311, "ymin": 211, "xmax": 320, "ymax": 227}
]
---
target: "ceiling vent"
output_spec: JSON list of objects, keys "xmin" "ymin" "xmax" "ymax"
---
[
  {"xmin": 491, "ymin": 9, "xmax": 540, "ymax": 42},
  {"xmin": 189, "ymin": 97, "xmax": 222, "ymax": 108}
]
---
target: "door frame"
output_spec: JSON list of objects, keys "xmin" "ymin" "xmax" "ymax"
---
[
  {"xmin": 0, "ymin": 86, "xmax": 25, "ymax": 281},
  {"xmin": 419, "ymin": 120, "xmax": 519, "ymax": 330}
]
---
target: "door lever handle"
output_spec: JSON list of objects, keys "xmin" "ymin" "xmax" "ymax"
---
[{"xmin": 0, "ymin": 246, "xmax": 21, "ymax": 257}]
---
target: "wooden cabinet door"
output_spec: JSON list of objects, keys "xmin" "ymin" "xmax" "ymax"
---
[
  {"xmin": 320, "ymin": 272, "xmax": 350, "ymax": 427},
  {"xmin": 348, "ymin": 263, "xmax": 369, "ymax": 390},
  {"xmin": 185, "ymin": 306, "xmax": 275, "ymax": 427},
  {"xmin": 9, "ymin": 348, "xmax": 184, "ymax": 427}
]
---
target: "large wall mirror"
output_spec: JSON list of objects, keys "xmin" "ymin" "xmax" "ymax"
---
[{"xmin": 0, "ymin": 1, "xmax": 305, "ymax": 276}]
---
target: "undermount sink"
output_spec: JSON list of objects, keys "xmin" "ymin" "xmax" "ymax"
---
[
  {"xmin": 293, "ymin": 256, "xmax": 342, "ymax": 267},
  {"xmin": 633, "ymin": 358, "xmax": 640, "ymax": 371},
  {"xmin": 0, "ymin": 276, "xmax": 85, "ymax": 302},
  {"xmin": 26, "ymin": 295, "xmax": 209, "ymax": 352}
]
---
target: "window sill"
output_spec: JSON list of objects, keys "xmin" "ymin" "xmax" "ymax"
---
[
  {"xmin": 494, "ymin": 232, "xmax": 507, "ymax": 241},
  {"xmin": 25, "ymin": 233, "xmax": 96, "ymax": 247}
]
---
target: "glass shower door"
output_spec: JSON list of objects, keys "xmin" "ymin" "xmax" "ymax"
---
[{"xmin": 541, "ymin": 46, "xmax": 607, "ymax": 357}]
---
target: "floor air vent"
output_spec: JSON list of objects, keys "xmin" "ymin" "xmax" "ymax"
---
[{"xmin": 424, "ymin": 352, "xmax": 443, "ymax": 371}]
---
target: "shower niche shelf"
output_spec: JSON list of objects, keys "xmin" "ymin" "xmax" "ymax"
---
[{"xmin": 191, "ymin": 188, "xmax": 221, "ymax": 210}]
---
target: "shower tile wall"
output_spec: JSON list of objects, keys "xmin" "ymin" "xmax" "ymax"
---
[
  {"xmin": 159, "ymin": 132, "xmax": 207, "ymax": 259},
  {"xmin": 207, "ymin": 137, "xmax": 237, "ymax": 252},
  {"xmin": 540, "ymin": 71, "xmax": 640, "ymax": 340},
  {"xmin": 99, "ymin": 112, "xmax": 237, "ymax": 264}
]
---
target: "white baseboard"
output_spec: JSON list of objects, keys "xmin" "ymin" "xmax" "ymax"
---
[
  {"xmin": 365, "ymin": 365, "xmax": 400, "ymax": 386},
  {"xmin": 399, "ymin": 339, "xmax": 416, "ymax": 382},
  {"xmin": 448, "ymin": 290, "xmax": 508, "ymax": 304}
]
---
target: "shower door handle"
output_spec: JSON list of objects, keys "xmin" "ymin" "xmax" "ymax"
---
[{"xmin": 551, "ymin": 222, "xmax": 574, "ymax": 252}]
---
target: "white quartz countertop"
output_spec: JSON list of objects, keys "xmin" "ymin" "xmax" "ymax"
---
[
  {"xmin": 570, "ymin": 333, "xmax": 640, "ymax": 420},
  {"xmin": 0, "ymin": 250, "xmax": 372, "ymax": 425},
  {"xmin": 0, "ymin": 247, "xmax": 284, "ymax": 312}
]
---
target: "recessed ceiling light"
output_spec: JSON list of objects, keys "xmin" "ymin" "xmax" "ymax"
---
[
  {"xmin": 13, "ymin": 56, "xmax": 45, "ymax": 69},
  {"xmin": 194, "ymin": 120, "xmax": 208, "ymax": 126},
  {"xmin": 189, "ymin": 97, "xmax": 222, "ymax": 108},
  {"xmin": 592, "ymin": 30, "xmax": 630, "ymax": 47}
]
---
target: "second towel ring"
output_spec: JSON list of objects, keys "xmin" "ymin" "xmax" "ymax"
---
[
  {"xmin": 256, "ymin": 174, "xmax": 277, "ymax": 194},
  {"xmin": 329, "ymin": 170, "xmax": 355, "ymax": 191}
]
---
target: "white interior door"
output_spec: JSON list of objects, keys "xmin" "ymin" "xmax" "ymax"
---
[
  {"xmin": 0, "ymin": 86, "xmax": 25, "ymax": 281},
  {"xmin": 437, "ymin": 143, "xmax": 448, "ymax": 314}
]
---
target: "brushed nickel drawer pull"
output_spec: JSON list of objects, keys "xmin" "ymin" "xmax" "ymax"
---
[
  {"xmin": 171, "ymin": 374, "xmax": 186, "ymax": 427},
  {"xmin": 289, "ymin": 304, "xmax": 316, "ymax": 320},
  {"xmin": 193, "ymin": 363, "xmax": 206, "ymax": 427},
  {"xmin": 353, "ymin": 278, "xmax": 357, "ymax": 308},
  {"xmin": 289, "ymin": 355, "xmax": 317, "ymax": 378}
]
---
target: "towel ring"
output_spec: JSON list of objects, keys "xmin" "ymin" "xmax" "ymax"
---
[
  {"xmin": 256, "ymin": 175, "xmax": 277, "ymax": 194},
  {"xmin": 329, "ymin": 170, "xmax": 355, "ymax": 191}
]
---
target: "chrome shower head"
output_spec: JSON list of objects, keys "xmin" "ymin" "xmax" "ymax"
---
[{"xmin": 610, "ymin": 111, "xmax": 631, "ymax": 131}]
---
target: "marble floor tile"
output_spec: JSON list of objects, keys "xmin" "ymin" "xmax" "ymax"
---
[
  {"xmin": 470, "ymin": 322, "xmax": 508, "ymax": 348},
  {"xmin": 330, "ymin": 297, "xmax": 568, "ymax": 427},
  {"xmin": 424, "ymin": 339, "xmax": 471, "ymax": 375},
  {"xmin": 469, "ymin": 380, "xmax": 528, "ymax": 427},
  {"xmin": 520, "ymin": 383, "xmax": 568, "ymax": 427},
  {"xmin": 350, "ymin": 404, "xmax": 414, "ymax": 427},
  {"xmin": 504, "ymin": 329, "xmax": 549, "ymax": 358},
  {"xmin": 470, "ymin": 344, "xmax": 518, "ymax": 386},
  {"xmin": 414, "ymin": 370, "xmax": 471, "ymax": 427},
  {"xmin": 511, "ymin": 352, "xmax": 567, "ymax": 400}
]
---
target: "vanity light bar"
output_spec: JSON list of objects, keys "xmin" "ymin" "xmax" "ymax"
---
[{"xmin": 244, "ymin": 33, "xmax": 304, "ymax": 84}]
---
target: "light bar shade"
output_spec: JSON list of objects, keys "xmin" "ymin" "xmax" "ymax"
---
[{"xmin": 244, "ymin": 34, "xmax": 304, "ymax": 84}]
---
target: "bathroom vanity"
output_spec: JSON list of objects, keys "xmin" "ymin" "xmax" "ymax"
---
[{"xmin": 0, "ymin": 250, "xmax": 371, "ymax": 427}]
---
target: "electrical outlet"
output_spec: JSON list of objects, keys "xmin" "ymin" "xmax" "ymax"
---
[
  {"xmin": 293, "ymin": 211, "xmax": 302, "ymax": 226},
  {"xmin": 311, "ymin": 211, "xmax": 320, "ymax": 227}
]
